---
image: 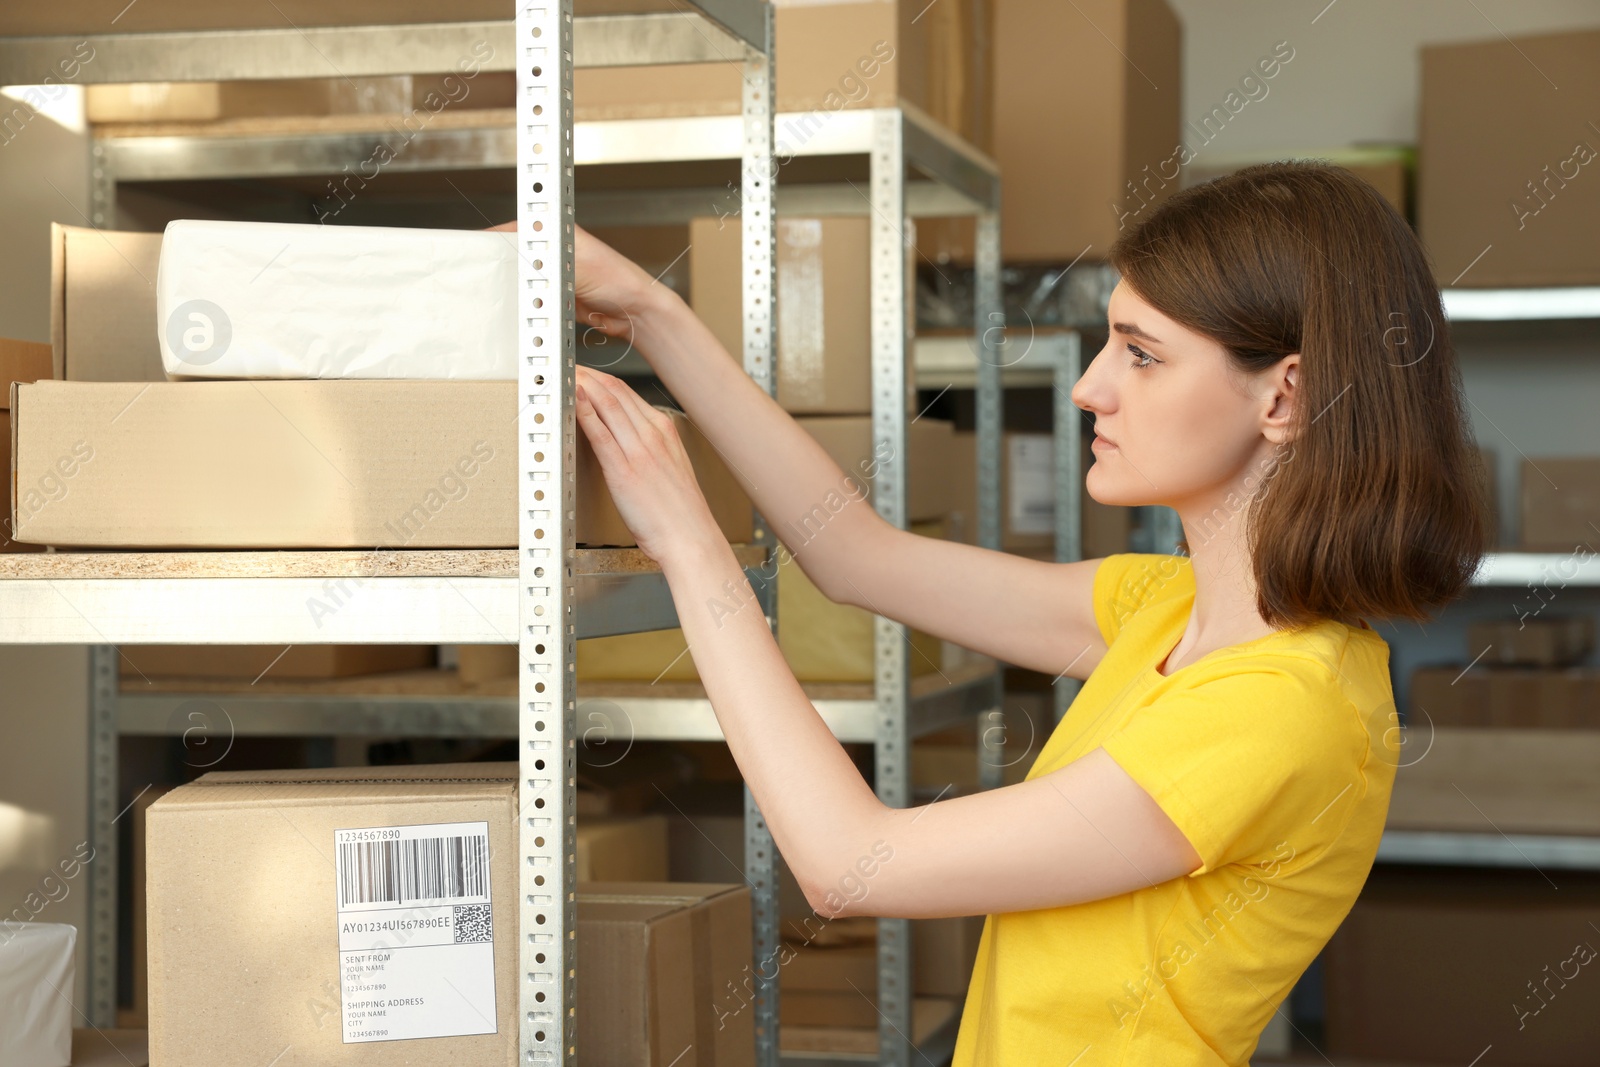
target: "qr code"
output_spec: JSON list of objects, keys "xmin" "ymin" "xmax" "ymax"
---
[{"xmin": 453, "ymin": 903, "xmax": 493, "ymax": 944}]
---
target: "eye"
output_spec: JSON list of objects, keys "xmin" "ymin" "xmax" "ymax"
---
[{"xmin": 1127, "ymin": 343, "xmax": 1157, "ymax": 369}]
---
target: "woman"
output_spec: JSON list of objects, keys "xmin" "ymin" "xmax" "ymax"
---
[{"xmin": 560, "ymin": 162, "xmax": 1491, "ymax": 1065}]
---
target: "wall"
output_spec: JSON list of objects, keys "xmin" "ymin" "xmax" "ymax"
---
[{"xmin": 1166, "ymin": 0, "xmax": 1600, "ymax": 156}]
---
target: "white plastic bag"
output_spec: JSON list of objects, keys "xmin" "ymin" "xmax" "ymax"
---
[
  {"xmin": 156, "ymin": 219, "xmax": 519, "ymax": 380},
  {"xmin": 0, "ymin": 922, "xmax": 75, "ymax": 1067}
]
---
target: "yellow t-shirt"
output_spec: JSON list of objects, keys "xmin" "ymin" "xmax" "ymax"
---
[{"xmin": 950, "ymin": 553, "xmax": 1400, "ymax": 1066}]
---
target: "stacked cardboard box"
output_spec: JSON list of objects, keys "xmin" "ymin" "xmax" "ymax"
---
[
  {"xmin": 690, "ymin": 216, "xmax": 876, "ymax": 416},
  {"xmin": 1520, "ymin": 457, "xmax": 1600, "ymax": 551},
  {"xmin": 575, "ymin": 408, "xmax": 962, "ymax": 684},
  {"xmin": 1420, "ymin": 29, "xmax": 1600, "ymax": 287},
  {"xmin": 0, "ymin": 339, "xmax": 53, "ymax": 553},
  {"xmin": 1182, "ymin": 146, "xmax": 1413, "ymax": 221},
  {"xmin": 578, "ymin": 882, "xmax": 755, "ymax": 1066},
  {"xmin": 13, "ymin": 223, "xmax": 753, "ymax": 550},
  {"xmin": 656, "ymin": 792, "xmax": 987, "ymax": 1017},
  {"xmin": 576, "ymin": 0, "xmax": 993, "ymax": 151},
  {"xmin": 1409, "ymin": 617, "xmax": 1596, "ymax": 730},
  {"xmin": 576, "ymin": 517, "xmax": 950, "ymax": 685},
  {"xmin": 948, "ymin": 427, "xmax": 1132, "ymax": 556},
  {"xmin": 918, "ymin": 0, "xmax": 1182, "ymax": 264},
  {"xmin": 1325, "ymin": 865, "xmax": 1600, "ymax": 1065},
  {"xmin": 144, "ymin": 764, "xmax": 752, "ymax": 1067}
]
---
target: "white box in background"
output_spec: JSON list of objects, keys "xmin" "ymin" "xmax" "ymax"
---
[
  {"xmin": 0, "ymin": 922, "xmax": 76, "ymax": 1067},
  {"xmin": 155, "ymin": 219, "xmax": 518, "ymax": 380}
]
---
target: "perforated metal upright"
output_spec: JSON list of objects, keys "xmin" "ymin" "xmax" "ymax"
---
[
  {"xmin": 511, "ymin": 4, "xmax": 782, "ymax": 1062},
  {"xmin": 512, "ymin": 5, "xmax": 574, "ymax": 1060},
  {"xmin": 866, "ymin": 112, "xmax": 1005, "ymax": 1067},
  {"xmin": 737, "ymin": 6, "xmax": 783, "ymax": 1062}
]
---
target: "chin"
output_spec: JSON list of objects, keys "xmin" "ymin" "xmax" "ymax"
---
[{"xmin": 1084, "ymin": 462, "xmax": 1154, "ymax": 509}]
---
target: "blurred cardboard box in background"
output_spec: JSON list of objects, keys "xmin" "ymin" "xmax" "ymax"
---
[{"xmin": 1420, "ymin": 29, "xmax": 1600, "ymax": 286}]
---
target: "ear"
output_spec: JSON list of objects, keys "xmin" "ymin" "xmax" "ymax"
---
[{"xmin": 1261, "ymin": 353, "xmax": 1299, "ymax": 445}]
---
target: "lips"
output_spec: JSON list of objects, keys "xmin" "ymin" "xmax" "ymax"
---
[{"xmin": 1093, "ymin": 430, "xmax": 1116, "ymax": 448}]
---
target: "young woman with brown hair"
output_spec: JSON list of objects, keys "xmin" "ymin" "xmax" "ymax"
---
[{"xmin": 558, "ymin": 161, "xmax": 1491, "ymax": 1065}]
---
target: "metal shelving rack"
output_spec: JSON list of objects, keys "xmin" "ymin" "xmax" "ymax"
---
[
  {"xmin": 0, "ymin": 6, "xmax": 1010, "ymax": 1066},
  {"xmin": 0, "ymin": 4, "xmax": 786, "ymax": 1064},
  {"xmin": 1375, "ymin": 285, "xmax": 1600, "ymax": 871}
]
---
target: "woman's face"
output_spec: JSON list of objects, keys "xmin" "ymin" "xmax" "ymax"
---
[{"xmin": 1070, "ymin": 281, "xmax": 1295, "ymax": 517}]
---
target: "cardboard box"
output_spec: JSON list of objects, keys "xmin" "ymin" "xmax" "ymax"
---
[
  {"xmin": 125, "ymin": 785, "xmax": 169, "ymax": 1030},
  {"xmin": 792, "ymin": 415, "xmax": 957, "ymax": 523},
  {"xmin": 72, "ymin": 1030, "xmax": 150, "ymax": 1067},
  {"xmin": 1477, "ymin": 445, "xmax": 1499, "ymax": 548},
  {"xmin": 1420, "ymin": 30, "xmax": 1600, "ymax": 286},
  {"xmin": 912, "ymin": 914, "xmax": 984, "ymax": 999},
  {"xmin": 576, "ymin": 399, "xmax": 755, "ymax": 547},
  {"xmin": 576, "ymin": 519, "xmax": 949, "ymax": 683},
  {"xmin": 780, "ymin": 942, "xmax": 879, "ymax": 1028},
  {"xmin": 779, "ymin": 914, "xmax": 982, "ymax": 1023},
  {"xmin": 1409, "ymin": 666, "xmax": 1600, "ymax": 730},
  {"xmin": 456, "ymin": 645, "xmax": 519, "ymax": 685},
  {"xmin": 576, "ymin": 882, "xmax": 754, "ymax": 1067},
  {"xmin": 117, "ymin": 645, "xmax": 435, "ymax": 680},
  {"xmin": 10, "ymin": 381, "xmax": 751, "ymax": 548},
  {"xmin": 663, "ymin": 809, "xmax": 812, "ymax": 925},
  {"xmin": 913, "ymin": 731, "xmax": 1035, "ymax": 790},
  {"xmin": 1182, "ymin": 147, "xmax": 1412, "ymax": 219},
  {"xmin": 1520, "ymin": 457, "xmax": 1600, "ymax": 551},
  {"xmin": 1324, "ymin": 866, "xmax": 1600, "ymax": 1066},
  {"xmin": 690, "ymin": 216, "xmax": 874, "ymax": 415},
  {"xmin": 0, "ymin": 338, "xmax": 53, "ymax": 553},
  {"xmin": 949, "ymin": 429, "xmax": 1131, "ymax": 556},
  {"xmin": 921, "ymin": 0, "xmax": 1180, "ymax": 264},
  {"xmin": 1387, "ymin": 727, "xmax": 1600, "ymax": 836},
  {"xmin": 1467, "ymin": 617, "xmax": 1595, "ymax": 668},
  {"xmin": 575, "ymin": 0, "xmax": 992, "ymax": 149},
  {"xmin": 147, "ymin": 764, "xmax": 521, "ymax": 1067},
  {"xmin": 50, "ymin": 223, "xmax": 166, "ymax": 382},
  {"xmin": 575, "ymin": 815, "xmax": 670, "ymax": 882}
]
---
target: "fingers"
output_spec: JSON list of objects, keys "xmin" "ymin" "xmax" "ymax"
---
[{"xmin": 577, "ymin": 367, "xmax": 660, "ymax": 455}]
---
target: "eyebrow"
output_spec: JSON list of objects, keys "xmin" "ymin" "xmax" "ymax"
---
[{"xmin": 1111, "ymin": 321, "xmax": 1164, "ymax": 345}]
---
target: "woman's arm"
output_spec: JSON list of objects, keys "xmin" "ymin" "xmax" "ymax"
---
[
  {"xmin": 565, "ymin": 226, "xmax": 1108, "ymax": 680},
  {"xmin": 574, "ymin": 371, "xmax": 1203, "ymax": 917}
]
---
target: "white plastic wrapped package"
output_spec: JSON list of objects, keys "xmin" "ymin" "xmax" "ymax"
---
[
  {"xmin": 0, "ymin": 922, "xmax": 75, "ymax": 1067},
  {"xmin": 155, "ymin": 219, "xmax": 518, "ymax": 380}
]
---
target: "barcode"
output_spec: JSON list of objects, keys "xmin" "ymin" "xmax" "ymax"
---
[{"xmin": 338, "ymin": 835, "xmax": 489, "ymax": 907}]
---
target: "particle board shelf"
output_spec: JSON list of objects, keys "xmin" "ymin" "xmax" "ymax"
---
[
  {"xmin": 0, "ymin": 548, "xmax": 519, "ymax": 579},
  {"xmin": 0, "ymin": 545, "xmax": 769, "ymax": 644}
]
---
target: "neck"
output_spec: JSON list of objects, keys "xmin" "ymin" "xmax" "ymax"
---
[{"xmin": 1165, "ymin": 485, "xmax": 1279, "ymax": 668}]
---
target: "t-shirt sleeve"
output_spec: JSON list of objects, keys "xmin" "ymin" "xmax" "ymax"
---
[
  {"xmin": 1091, "ymin": 553, "xmax": 1187, "ymax": 647},
  {"xmin": 1097, "ymin": 662, "xmax": 1368, "ymax": 877}
]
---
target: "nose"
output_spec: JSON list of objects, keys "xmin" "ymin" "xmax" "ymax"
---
[{"xmin": 1070, "ymin": 340, "xmax": 1116, "ymax": 417}]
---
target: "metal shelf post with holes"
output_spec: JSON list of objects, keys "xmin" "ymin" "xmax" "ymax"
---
[{"xmin": 0, "ymin": 3, "xmax": 781, "ymax": 1064}]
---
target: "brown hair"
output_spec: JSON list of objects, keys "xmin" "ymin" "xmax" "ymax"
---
[{"xmin": 1110, "ymin": 161, "xmax": 1492, "ymax": 629}]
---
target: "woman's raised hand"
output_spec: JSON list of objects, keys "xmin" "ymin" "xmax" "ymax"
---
[{"xmin": 573, "ymin": 364, "xmax": 723, "ymax": 567}]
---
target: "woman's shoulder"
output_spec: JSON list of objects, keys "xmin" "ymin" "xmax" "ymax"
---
[
  {"xmin": 1183, "ymin": 618, "xmax": 1398, "ymax": 763},
  {"xmin": 1091, "ymin": 553, "xmax": 1194, "ymax": 645}
]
